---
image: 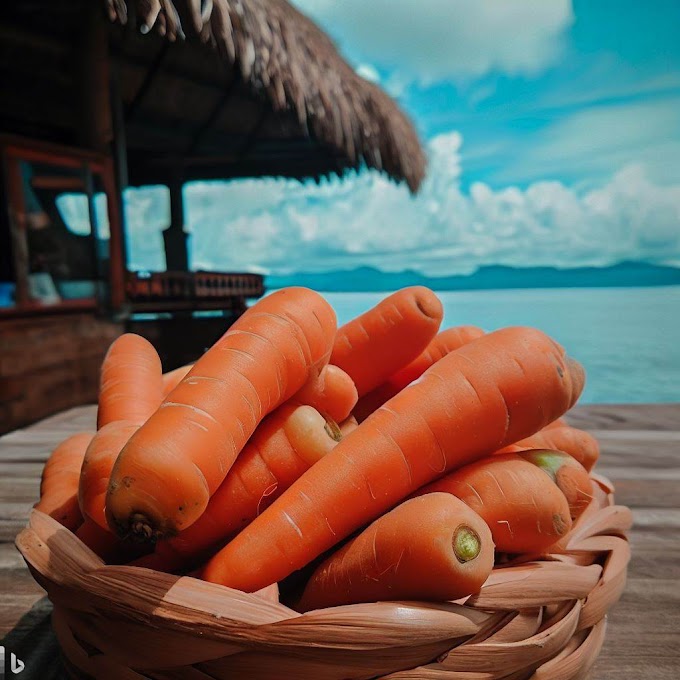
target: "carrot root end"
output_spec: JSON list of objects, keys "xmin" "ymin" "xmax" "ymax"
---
[
  {"xmin": 453, "ymin": 525, "xmax": 481, "ymax": 563},
  {"xmin": 116, "ymin": 512, "xmax": 173, "ymax": 544}
]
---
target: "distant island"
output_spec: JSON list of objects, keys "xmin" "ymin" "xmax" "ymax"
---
[{"xmin": 265, "ymin": 262, "xmax": 680, "ymax": 292}]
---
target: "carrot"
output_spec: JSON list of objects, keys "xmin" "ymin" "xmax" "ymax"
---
[
  {"xmin": 384, "ymin": 325, "xmax": 485, "ymax": 392},
  {"xmin": 166, "ymin": 363, "xmax": 356, "ymax": 424},
  {"xmin": 106, "ymin": 287, "xmax": 337, "ymax": 542},
  {"xmin": 75, "ymin": 518, "xmax": 126, "ymax": 562},
  {"xmin": 34, "ymin": 432, "xmax": 93, "ymax": 531},
  {"xmin": 293, "ymin": 364, "xmax": 358, "ymax": 422},
  {"xmin": 297, "ymin": 493, "xmax": 494, "ymax": 611},
  {"xmin": 415, "ymin": 454, "xmax": 572, "ymax": 553},
  {"xmin": 544, "ymin": 417, "xmax": 568, "ymax": 430},
  {"xmin": 75, "ymin": 519, "xmax": 151, "ymax": 564},
  {"xmin": 330, "ymin": 286, "xmax": 443, "ymax": 396},
  {"xmin": 202, "ymin": 326, "xmax": 585, "ymax": 592},
  {"xmin": 162, "ymin": 364, "xmax": 194, "ymax": 397},
  {"xmin": 79, "ymin": 422, "xmax": 140, "ymax": 530},
  {"xmin": 338, "ymin": 415, "xmax": 359, "ymax": 437},
  {"xmin": 165, "ymin": 363, "xmax": 355, "ymax": 422},
  {"xmin": 518, "ymin": 449, "xmax": 592, "ymax": 520},
  {"xmin": 513, "ymin": 425, "xmax": 600, "ymax": 471},
  {"xmin": 354, "ymin": 325, "xmax": 484, "ymax": 421},
  {"xmin": 97, "ymin": 333, "xmax": 163, "ymax": 429},
  {"xmin": 79, "ymin": 334, "xmax": 163, "ymax": 530},
  {"xmin": 133, "ymin": 404, "xmax": 342, "ymax": 572}
]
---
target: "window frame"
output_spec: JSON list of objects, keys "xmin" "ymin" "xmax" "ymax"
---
[{"xmin": 0, "ymin": 136, "xmax": 125, "ymax": 318}]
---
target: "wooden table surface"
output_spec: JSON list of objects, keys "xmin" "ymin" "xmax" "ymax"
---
[{"xmin": 1, "ymin": 403, "xmax": 678, "ymax": 678}]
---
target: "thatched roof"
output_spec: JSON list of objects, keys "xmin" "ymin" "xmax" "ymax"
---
[{"xmin": 104, "ymin": 0, "xmax": 425, "ymax": 192}]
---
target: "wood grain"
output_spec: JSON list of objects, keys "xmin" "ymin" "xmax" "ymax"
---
[{"xmin": 1, "ymin": 403, "xmax": 678, "ymax": 679}]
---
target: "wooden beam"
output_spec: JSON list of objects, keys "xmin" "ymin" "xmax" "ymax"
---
[
  {"xmin": 111, "ymin": 45, "xmax": 227, "ymax": 95},
  {"xmin": 82, "ymin": 163, "xmax": 105, "ymax": 307},
  {"xmin": 236, "ymin": 106, "xmax": 272, "ymax": 164},
  {"xmin": 163, "ymin": 170, "xmax": 189, "ymax": 271},
  {"xmin": 185, "ymin": 73, "xmax": 241, "ymax": 155},
  {"xmin": 100, "ymin": 160, "xmax": 126, "ymax": 312},
  {"xmin": 77, "ymin": 4, "xmax": 112, "ymax": 152},
  {"xmin": 0, "ymin": 23, "xmax": 69, "ymax": 58},
  {"xmin": 124, "ymin": 41, "xmax": 170, "ymax": 123},
  {"xmin": 109, "ymin": 60, "xmax": 130, "ymax": 311},
  {"xmin": 3, "ymin": 155, "xmax": 30, "ymax": 306}
]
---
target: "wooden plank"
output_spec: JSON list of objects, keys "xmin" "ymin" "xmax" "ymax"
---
[
  {"xmin": 566, "ymin": 404, "xmax": 680, "ymax": 431},
  {"xmin": 591, "ymin": 428, "xmax": 680, "ymax": 441},
  {"xmin": 0, "ymin": 478, "xmax": 39, "ymax": 503},
  {"xmin": 604, "ymin": 479, "xmax": 679, "ymax": 509}
]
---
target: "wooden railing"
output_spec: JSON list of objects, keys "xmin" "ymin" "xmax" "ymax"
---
[{"xmin": 125, "ymin": 271, "xmax": 264, "ymax": 311}]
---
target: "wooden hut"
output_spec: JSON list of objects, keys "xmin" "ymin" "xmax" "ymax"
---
[{"xmin": 0, "ymin": 0, "xmax": 425, "ymax": 433}]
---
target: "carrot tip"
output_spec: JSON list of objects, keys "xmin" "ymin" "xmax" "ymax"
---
[
  {"xmin": 414, "ymin": 291, "xmax": 442, "ymax": 320},
  {"xmin": 453, "ymin": 525, "xmax": 481, "ymax": 563}
]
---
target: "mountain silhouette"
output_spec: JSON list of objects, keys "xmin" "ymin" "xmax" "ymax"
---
[{"xmin": 265, "ymin": 262, "xmax": 680, "ymax": 292}]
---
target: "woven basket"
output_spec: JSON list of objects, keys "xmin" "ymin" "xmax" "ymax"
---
[{"xmin": 16, "ymin": 474, "xmax": 631, "ymax": 680}]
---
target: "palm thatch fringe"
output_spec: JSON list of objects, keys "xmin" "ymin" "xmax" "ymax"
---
[{"xmin": 105, "ymin": 0, "xmax": 426, "ymax": 192}]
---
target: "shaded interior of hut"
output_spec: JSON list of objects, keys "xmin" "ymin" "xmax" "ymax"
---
[{"xmin": 0, "ymin": 0, "xmax": 424, "ymax": 434}]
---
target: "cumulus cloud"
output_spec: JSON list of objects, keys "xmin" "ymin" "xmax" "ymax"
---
[
  {"xmin": 159, "ymin": 132, "xmax": 680, "ymax": 278},
  {"xmin": 290, "ymin": 0, "xmax": 573, "ymax": 85}
]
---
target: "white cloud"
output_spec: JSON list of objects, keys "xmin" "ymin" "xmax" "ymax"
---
[
  {"xmin": 167, "ymin": 132, "xmax": 680, "ymax": 278},
  {"xmin": 494, "ymin": 96, "xmax": 680, "ymax": 186},
  {"xmin": 290, "ymin": 0, "xmax": 574, "ymax": 85},
  {"xmin": 355, "ymin": 63, "xmax": 380, "ymax": 84}
]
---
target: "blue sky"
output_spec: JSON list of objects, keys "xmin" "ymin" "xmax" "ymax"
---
[{"xmin": 119, "ymin": 0, "xmax": 680, "ymax": 277}]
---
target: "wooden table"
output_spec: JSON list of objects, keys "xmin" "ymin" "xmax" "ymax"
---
[{"xmin": 1, "ymin": 403, "xmax": 678, "ymax": 679}]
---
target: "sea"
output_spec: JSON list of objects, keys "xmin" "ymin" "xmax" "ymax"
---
[{"xmin": 317, "ymin": 286, "xmax": 680, "ymax": 404}]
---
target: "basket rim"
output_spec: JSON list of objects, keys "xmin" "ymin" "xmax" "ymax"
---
[{"xmin": 14, "ymin": 475, "xmax": 632, "ymax": 679}]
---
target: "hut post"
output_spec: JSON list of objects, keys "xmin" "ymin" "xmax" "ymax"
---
[
  {"xmin": 77, "ymin": 4, "xmax": 112, "ymax": 153},
  {"xmin": 163, "ymin": 169, "xmax": 190, "ymax": 271},
  {"xmin": 108, "ymin": 62, "xmax": 129, "ymax": 311},
  {"xmin": 77, "ymin": 4, "xmax": 126, "ymax": 311}
]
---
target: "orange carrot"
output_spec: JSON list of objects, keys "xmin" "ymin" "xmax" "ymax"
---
[
  {"xmin": 293, "ymin": 364, "xmax": 358, "ymax": 422},
  {"xmin": 297, "ymin": 493, "xmax": 494, "ymax": 611},
  {"xmin": 165, "ymin": 363, "xmax": 355, "ymax": 421},
  {"xmin": 35, "ymin": 432, "xmax": 93, "ymax": 531},
  {"xmin": 354, "ymin": 325, "xmax": 484, "ymax": 421},
  {"xmin": 415, "ymin": 454, "xmax": 572, "ymax": 553},
  {"xmin": 79, "ymin": 334, "xmax": 163, "ymax": 530},
  {"xmin": 202, "ymin": 326, "xmax": 584, "ymax": 592},
  {"xmin": 518, "ymin": 449, "xmax": 592, "ymax": 520},
  {"xmin": 513, "ymin": 425, "xmax": 600, "ymax": 471},
  {"xmin": 79, "ymin": 422, "xmax": 139, "ymax": 530},
  {"xmin": 133, "ymin": 404, "xmax": 342, "ymax": 572},
  {"xmin": 166, "ymin": 364, "xmax": 356, "ymax": 423},
  {"xmin": 386, "ymin": 325, "xmax": 485, "ymax": 392},
  {"xmin": 544, "ymin": 417, "xmax": 568, "ymax": 430},
  {"xmin": 97, "ymin": 333, "xmax": 163, "ymax": 429},
  {"xmin": 106, "ymin": 288, "xmax": 337, "ymax": 541},
  {"xmin": 330, "ymin": 286, "xmax": 443, "ymax": 396},
  {"xmin": 338, "ymin": 415, "xmax": 359, "ymax": 437},
  {"xmin": 75, "ymin": 518, "xmax": 150, "ymax": 564},
  {"xmin": 162, "ymin": 364, "xmax": 193, "ymax": 397}
]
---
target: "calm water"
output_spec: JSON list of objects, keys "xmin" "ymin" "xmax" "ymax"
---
[{"xmin": 320, "ymin": 286, "xmax": 680, "ymax": 404}]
